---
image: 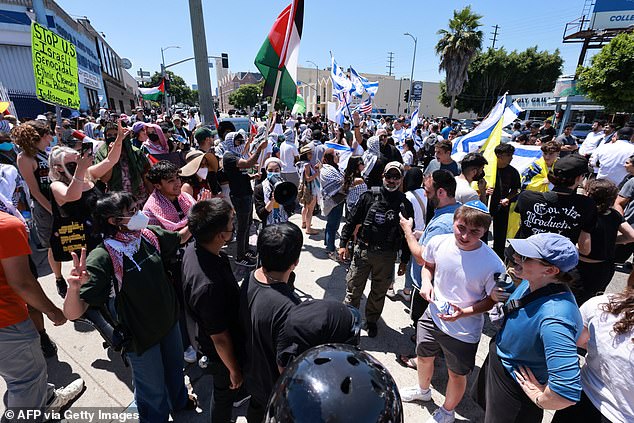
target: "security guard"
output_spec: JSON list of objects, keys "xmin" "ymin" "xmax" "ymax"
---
[{"xmin": 339, "ymin": 161, "xmax": 414, "ymax": 337}]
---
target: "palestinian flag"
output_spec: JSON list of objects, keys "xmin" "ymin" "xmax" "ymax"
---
[
  {"xmin": 254, "ymin": 0, "xmax": 303, "ymax": 110},
  {"xmin": 139, "ymin": 80, "xmax": 164, "ymax": 101},
  {"xmin": 292, "ymin": 90, "xmax": 305, "ymax": 115}
]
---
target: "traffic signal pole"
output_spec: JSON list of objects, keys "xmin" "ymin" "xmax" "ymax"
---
[{"xmin": 188, "ymin": 0, "xmax": 216, "ymax": 126}]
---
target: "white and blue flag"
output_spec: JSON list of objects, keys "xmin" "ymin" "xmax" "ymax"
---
[
  {"xmin": 349, "ymin": 67, "xmax": 379, "ymax": 97},
  {"xmin": 451, "ymin": 94, "xmax": 507, "ymax": 161},
  {"xmin": 502, "ymin": 100, "xmax": 524, "ymax": 127},
  {"xmin": 331, "ymin": 56, "xmax": 353, "ymax": 96},
  {"xmin": 508, "ymin": 142, "xmax": 543, "ymax": 175},
  {"xmin": 324, "ymin": 141, "xmax": 353, "ymax": 170},
  {"xmin": 349, "ymin": 67, "xmax": 365, "ymax": 97}
]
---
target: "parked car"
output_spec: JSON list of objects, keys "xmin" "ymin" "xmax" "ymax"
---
[
  {"xmin": 572, "ymin": 123, "xmax": 592, "ymax": 141},
  {"xmin": 219, "ymin": 117, "xmax": 251, "ymax": 133}
]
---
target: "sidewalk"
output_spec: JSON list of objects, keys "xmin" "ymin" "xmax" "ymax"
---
[{"xmin": 1, "ymin": 212, "xmax": 627, "ymax": 422}]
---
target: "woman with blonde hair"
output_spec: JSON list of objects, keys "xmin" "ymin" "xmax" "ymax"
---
[{"xmin": 49, "ymin": 145, "xmax": 102, "ymax": 262}]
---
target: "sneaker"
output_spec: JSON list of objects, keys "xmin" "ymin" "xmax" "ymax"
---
[
  {"xmin": 244, "ymin": 250, "xmax": 258, "ymax": 261},
  {"xmin": 235, "ymin": 256, "xmax": 256, "ymax": 267},
  {"xmin": 233, "ymin": 393, "xmax": 251, "ymax": 408},
  {"xmin": 184, "ymin": 346, "xmax": 197, "ymax": 364},
  {"xmin": 40, "ymin": 331, "xmax": 57, "ymax": 358},
  {"xmin": 45, "ymin": 378, "xmax": 85, "ymax": 414},
  {"xmin": 366, "ymin": 321, "xmax": 378, "ymax": 338},
  {"xmin": 56, "ymin": 277, "xmax": 67, "ymax": 299},
  {"xmin": 400, "ymin": 386, "xmax": 432, "ymax": 402},
  {"xmin": 386, "ymin": 287, "xmax": 397, "ymax": 299},
  {"xmin": 396, "ymin": 289, "xmax": 412, "ymax": 302},
  {"xmin": 426, "ymin": 407, "xmax": 455, "ymax": 423}
]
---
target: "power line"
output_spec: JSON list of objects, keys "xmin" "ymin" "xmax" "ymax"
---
[
  {"xmin": 490, "ymin": 25, "xmax": 500, "ymax": 49},
  {"xmin": 386, "ymin": 52, "xmax": 395, "ymax": 76}
]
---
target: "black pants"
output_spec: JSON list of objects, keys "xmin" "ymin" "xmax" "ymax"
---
[
  {"xmin": 492, "ymin": 207, "xmax": 510, "ymax": 259},
  {"xmin": 551, "ymin": 390, "xmax": 613, "ymax": 423},
  {"xmin": 246, "ymin": 397, "xmax": 266, "ymax": 423},
  {"xmin": 472, "ymin": 339, "xmax": 543, "ymax": 423},
  {"xmin": 573, "ymin": 260, "xmax": 615, "ymax": 306},
  {"xmin": 208, "ymin": 361, "xmax": 238, "ymax": 423}
]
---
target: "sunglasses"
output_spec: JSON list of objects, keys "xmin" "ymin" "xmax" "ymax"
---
[
  {"xmin": 511, "ymin": 253, "xmax": 552, "ymax": 267},
  {"xmin": 384, "ymin": 173, "xmax": 401, "ymax": 181}
]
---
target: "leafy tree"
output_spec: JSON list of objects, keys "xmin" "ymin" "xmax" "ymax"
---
[
  {"xmin": 440, "ymin": 47, "xmax": 563, "ymax": 115},
  {"xmin": 145, "ymin": 70, "xmax": 196, "ymax": 105},
  {"xmin": 578, "ymin": 33, "xmax": 634, "ymax": 113},
  {"xmin": 228, "ymin": 83, "xmax": 262, "ymax": 110},
  {"xmin": 436, "ymin": 6, "xmax": 483, "ymax": 119}
]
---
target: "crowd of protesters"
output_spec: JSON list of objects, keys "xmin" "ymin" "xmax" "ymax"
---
[{"xmin": 0, "ymin": 105, "xmax": 633, "ymax": 423}]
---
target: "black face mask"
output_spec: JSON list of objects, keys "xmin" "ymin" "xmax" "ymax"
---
[
  {"xmin": 106, "ymin": 136, "xmax": 116, "ymax": 145},
  {"xmin": 66, "ymin": 162, "xmax": 77, "ymax": 175},
  {"xmin": 148, "ymin": 133, "xmax": 160, "ymax": 142}
]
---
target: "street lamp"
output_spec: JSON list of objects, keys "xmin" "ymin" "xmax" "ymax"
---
[
  {"xmin": 306, "ymin": 60, "xmax": 319, "ymax": 114},
  {"xmin": 404, "ymin": 33, "xmax": 417, "ymax": 115},
  {"xmin": 161, "ymin": 45, "xmax": 180, "ymax": 114}
]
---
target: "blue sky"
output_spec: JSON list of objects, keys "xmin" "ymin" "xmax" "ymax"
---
[{"xmin": 56, "ymin": 0, "xmax": 588, "ymax": 90}]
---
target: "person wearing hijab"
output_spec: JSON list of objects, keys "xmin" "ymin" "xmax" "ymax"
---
[{"xmin": 362, "ymin": 135, "xmax": 388, "ymax": 188}]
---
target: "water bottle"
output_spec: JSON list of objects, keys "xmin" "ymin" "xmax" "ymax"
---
[
  {"xmin": 495, "ymin": 272, "xmax": 516, "ymax": 293},
  {"xmin": 198, "ymin": 355, "xmax": 209, "ymax": 369},
  {"xmin": 21, "ymin": 210, "xmax": 32, "ymax": 222}
]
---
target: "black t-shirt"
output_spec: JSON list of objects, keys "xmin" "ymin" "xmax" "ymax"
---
[
  {"xmin": 540, "ymin": 126, "xmax": 556, "ymax": 138},
  {"xmin": 584, "ymin": 208, "xmax": 624, "ymax": 261},
  {"xmin": 222, "ymin": 151, "xmax": 252, "ymax": 196},
  {"xmin": 181, "ymin": 243, "xmax": 242, "ymax": 362},
  {"xmin": 380, "ymin": 144, "xmax": 403, "ymax": 164},
  {"xmin": 491, "ymin": 165, "xmax": 521, "ymax": 214},
  {"xmin": 239, "ymin": 271, "xmax": 300, "ymax": 404},
  {"xmin": 515, "ymin": 188, "xmax": 597, "ymax": 243}
]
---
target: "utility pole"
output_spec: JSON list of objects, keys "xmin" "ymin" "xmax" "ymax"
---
[
  {"xmin": 404, "ymin": 33, "xmax": 417, "ymax": 116},
  {"xmin": 490, "ymin": 25, "xmax": 500, "ymax": 49},
  {"xmin": 386, "ymin": 52, "xmax": 395, "ymax": 76},
  {"xmin": 188, "ymin": 0, "xmax": 216, "ymax": 126}
]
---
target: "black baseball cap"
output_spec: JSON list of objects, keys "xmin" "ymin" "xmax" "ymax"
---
[{"xmin": 553, "ymin": 154, "xmax": 589, "ymax": 178}]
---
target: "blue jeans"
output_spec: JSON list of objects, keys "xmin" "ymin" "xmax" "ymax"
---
[
  {"xmin": 325, "ymin": 201, "xmax": 344, "ymax": 252},
  {"xmin": 0, "ymin": 319, "xmax": 53, "ymax": 418},
  {"xmin": 231, "ymin": 194, "xmax": 253, "ymax": 260},
  {"xmin": 126, "ymin": 323, "xmax": 188, "ymax": 423}
]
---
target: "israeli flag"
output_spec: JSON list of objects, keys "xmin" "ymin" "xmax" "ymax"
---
[
  {"xmin": 350, "ymin": 67, "xmax": 379, "ymax": 97},
  {"xmin": 502, "ymin": 100, "xmax": 524, "ymax": 127},
  {"xmin": 508, "ymin": 142, "xmax": 543, "ymax": 175},
  {"xmin": 331, "ymin": 57, "xmax": 353, "ymax": 96},
  {"xmin": 325, "ymin": 141, "xmax": 353, "ymax": 170},
  {"xmin": 411, "ymin": 108, "xmax": 419, "ymax": 127},
  {"xmin": 349, "ymin": 67, "xmax": 365, "ymax": 97},
  {"xmin": 451, "ymin": 94, "xmax": 507, "ymax": 161}
]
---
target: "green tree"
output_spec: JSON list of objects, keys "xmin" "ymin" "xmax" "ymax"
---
[
  {"xmin": 145, "ymin": 70, "xmax": 195, "ymax": 105},
  {"xmin": 436, "ymin": 6, "xmax": 484, "ymax": 119},
  {"xmin": 228, "ymin": 83, "xmax": 262, "ymax": 110},
  {"xmin": 578, "ymin": 33, "xmax": 634, "ymax": 113},
  {"xmin": 440, "ymin": 47, "xmax": 563, "ymax": 115}
]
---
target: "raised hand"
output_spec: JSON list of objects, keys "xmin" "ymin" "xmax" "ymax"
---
[{"xmin": 67, "ymin": 248, "xmax": 89, "ymax": 291}]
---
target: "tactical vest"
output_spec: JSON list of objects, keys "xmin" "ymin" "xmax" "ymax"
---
[{"xmin": 360, "ymin": 187, "xmax": 405, "ymax": 253}]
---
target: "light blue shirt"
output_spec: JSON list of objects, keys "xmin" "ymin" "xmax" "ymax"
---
[{"xmin": 496, "ymin": 280, "xmax": 583, "ymax": 402}]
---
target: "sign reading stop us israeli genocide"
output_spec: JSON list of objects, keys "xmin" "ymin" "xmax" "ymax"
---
[{"xmin": 31, "ymin": 21, "xmax": 80, "ymax": 109}]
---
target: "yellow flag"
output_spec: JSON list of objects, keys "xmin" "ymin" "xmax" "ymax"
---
[{"xmin": 480, "ymin": 118, "xmax": 505, "ymax": 190}]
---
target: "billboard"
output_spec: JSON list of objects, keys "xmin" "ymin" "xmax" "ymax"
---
[{"xmin": 591, "ymin": 0, "xmax": 634, "ymax": 30}]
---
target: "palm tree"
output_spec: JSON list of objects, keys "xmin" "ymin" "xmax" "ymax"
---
[{"xmin": 436, "ymin": 6, "xmax": 483, "ymax": 119}]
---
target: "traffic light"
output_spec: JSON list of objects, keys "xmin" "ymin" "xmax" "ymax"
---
[
  {"xmin": 221, "ymin": 53, "xmax": 229, "ymax": 68},
  {"xmin": 403, "ymin": 90, "xmax": 409, "ymax": 103},
  {"xmin": 317, "ymin": 95, "xmax": 321, "ymax": 103}
]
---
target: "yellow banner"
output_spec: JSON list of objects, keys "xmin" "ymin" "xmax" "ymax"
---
[{"xmin": 31, "ymin": 21, "xmax": 80, "ymax": 109}]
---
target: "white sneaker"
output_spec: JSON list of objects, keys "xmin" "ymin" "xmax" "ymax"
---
[
  {"xmin": 400, "ymin": 385, "xmax": 432, "ymax": 402},
  {"xmin": 45, "ymin": 378, "xmax": 85, "ymax": 414},
  {"xmin": 426, "ymin": 407, "xmax": 455, "ymax": 423},
  {"xmin": 184, "ymin": 346, "xmax": 197, "ymax": 364}
]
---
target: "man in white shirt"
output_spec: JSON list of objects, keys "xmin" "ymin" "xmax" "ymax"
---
[
  {"xmin": 578, "ymin": 120, "xmax": 605, "ymax": 158},
  {"xmin": 279, "ymin": 129, "xmax": 300, "ymax": 206},
  {"xmin": 392, "ymin": 119, "xmax": 406, "ymax": 147},
  {"xmin": 591, "ymin": 127, "xmax": 634, "ymax": 185},
  {"xmin": 455, "ymin": 153, "xmax": 487, "ymax": 204}
]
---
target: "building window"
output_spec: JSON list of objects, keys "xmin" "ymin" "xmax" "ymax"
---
[
  {"xmin": 130, "ymin": 99, "xmax": 136, "ymax": 112},
  {"xmin": 119, "ymin": 100, "xmax": 124, "ymax": 114},
  {"xmin": 85, "ymin": 88, "xmax": 99, "ymax": 113},
  {"xmin": 109, "ymin": 98, "xmax": 115, "ymax": 110}
]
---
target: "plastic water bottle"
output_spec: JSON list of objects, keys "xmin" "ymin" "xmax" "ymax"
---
[
  {"xmin": 495, "ymin": 272, "xmax": 516, "ymax": 293},
  {"xmin": 198, "ymin": 355, "xmax": 209, "ymax": 369}
]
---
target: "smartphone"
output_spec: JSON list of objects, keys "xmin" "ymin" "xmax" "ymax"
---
[
  {"xmin": 81, "ymin": 141, "xmax": 93, "ymax": 156},
  {"xmin": 120, "ymin": 120, "xmax": 128, "ymax": 128}
]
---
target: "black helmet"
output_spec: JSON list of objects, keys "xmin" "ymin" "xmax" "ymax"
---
[{"xmin": 265, "ymin": 344, "xmax": 403, "ymax": 423}]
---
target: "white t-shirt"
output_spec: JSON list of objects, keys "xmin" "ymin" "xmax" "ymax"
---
[
  {"xmin": 279, "ymin": 142, "xmax": 299, "ymax": 173},
  {"xmin": 405, "ymin": 188, "xmax": 427, "ymax": 232},
  {"xmin": 591, "ymin": 140, "xmax": 634, "ymax": 185},
  {"xmin": 455, "ymin": 177, "xmax": 479, "ymax": 204},
  {"xmin": 422, "ymin": 234, "xmax": 504, "ymax": 343},
  {"xmin": 578, "ymin": 130, "xmax": 605, "ymax": 157},
  {"xmin": 392, "ymin": 128, "xmax": 405, "ymax": 145},
  {"xmin": 402, "ymin": 150, "xmax": 414, "ymax": 166},
  {"xmin": 580, "ymin": 294, "xmax": 634, "ymax": 423}
]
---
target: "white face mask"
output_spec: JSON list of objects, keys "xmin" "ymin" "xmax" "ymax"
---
[
  {"xmin": 196, "ymin": 167, "xmax": 208, "ymax": 179},
  {"xmin": 126, "ymin": 211, "xmax": 149, "ymax": 231}
]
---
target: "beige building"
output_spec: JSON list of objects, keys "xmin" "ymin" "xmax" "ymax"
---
[
  {"xmin": 217, "ymin": 71, "xmax": 263, "ymax": 112},
  {"xmin": 296, "ymin": 66, "xmax": 475, "ymax": 119}
]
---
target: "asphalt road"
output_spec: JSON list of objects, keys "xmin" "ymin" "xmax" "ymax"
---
[{"xmin": 1, "ymin": 213, "xmax": 628, "ymax": 423}]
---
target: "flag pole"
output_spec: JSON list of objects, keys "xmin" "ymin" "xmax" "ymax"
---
[{"xmin": 265, "ymin": 68, "xmax": 284, "ymax": 137}]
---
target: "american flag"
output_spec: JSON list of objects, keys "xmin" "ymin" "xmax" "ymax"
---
[{"xmin": 355, "ymin": 97, "xmax": 372, "ymax": 114}]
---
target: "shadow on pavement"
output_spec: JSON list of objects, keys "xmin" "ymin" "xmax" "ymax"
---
[
  {"xmin": 91, "ymin": 349, "xmax": 133, "ymax": 391},
  {"xmin": 46, "ymin": 355, "xmax": 83, "ymax": 389}
]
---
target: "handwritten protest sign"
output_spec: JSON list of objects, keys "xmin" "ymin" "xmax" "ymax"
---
[{"xmin": 31, "ymin": 21, "xmax": 80, "ymax": 109}]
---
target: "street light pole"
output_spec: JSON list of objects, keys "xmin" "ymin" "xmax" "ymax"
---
[
  {"xmin": 188, "ymin": 0, "xmax": 216, "ymax": 126},
  {"xmin": 306, "ymin": 60, "xmax": 319, "ymax": 114},
  {"xmin": 161, "ymin": 45, "xmax": 180, "ymax": 115},
  {"xmin": 404, "ymin": 32, "xmax": 417, "ymax": 115}
]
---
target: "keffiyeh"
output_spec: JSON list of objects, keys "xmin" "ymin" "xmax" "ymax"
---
[
  {"xmin": 103, "ymin": 229, "xmax": 161, "ymax": 289},
  {"xmin": 362, "ymin": 136, "xmax": 381, "ymax": 178},
  {"xmin": 143, "ymin": 190, "xmax": 195, "ymax": 232}
]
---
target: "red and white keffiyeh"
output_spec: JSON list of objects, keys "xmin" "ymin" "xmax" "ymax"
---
[
  {"xmin": 103, "ymin": 229, "xmax": 161, "ymax": 290},
  {"xmin": 143, "ymin": 190, "xmax": 195, "ymax": 232}
]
